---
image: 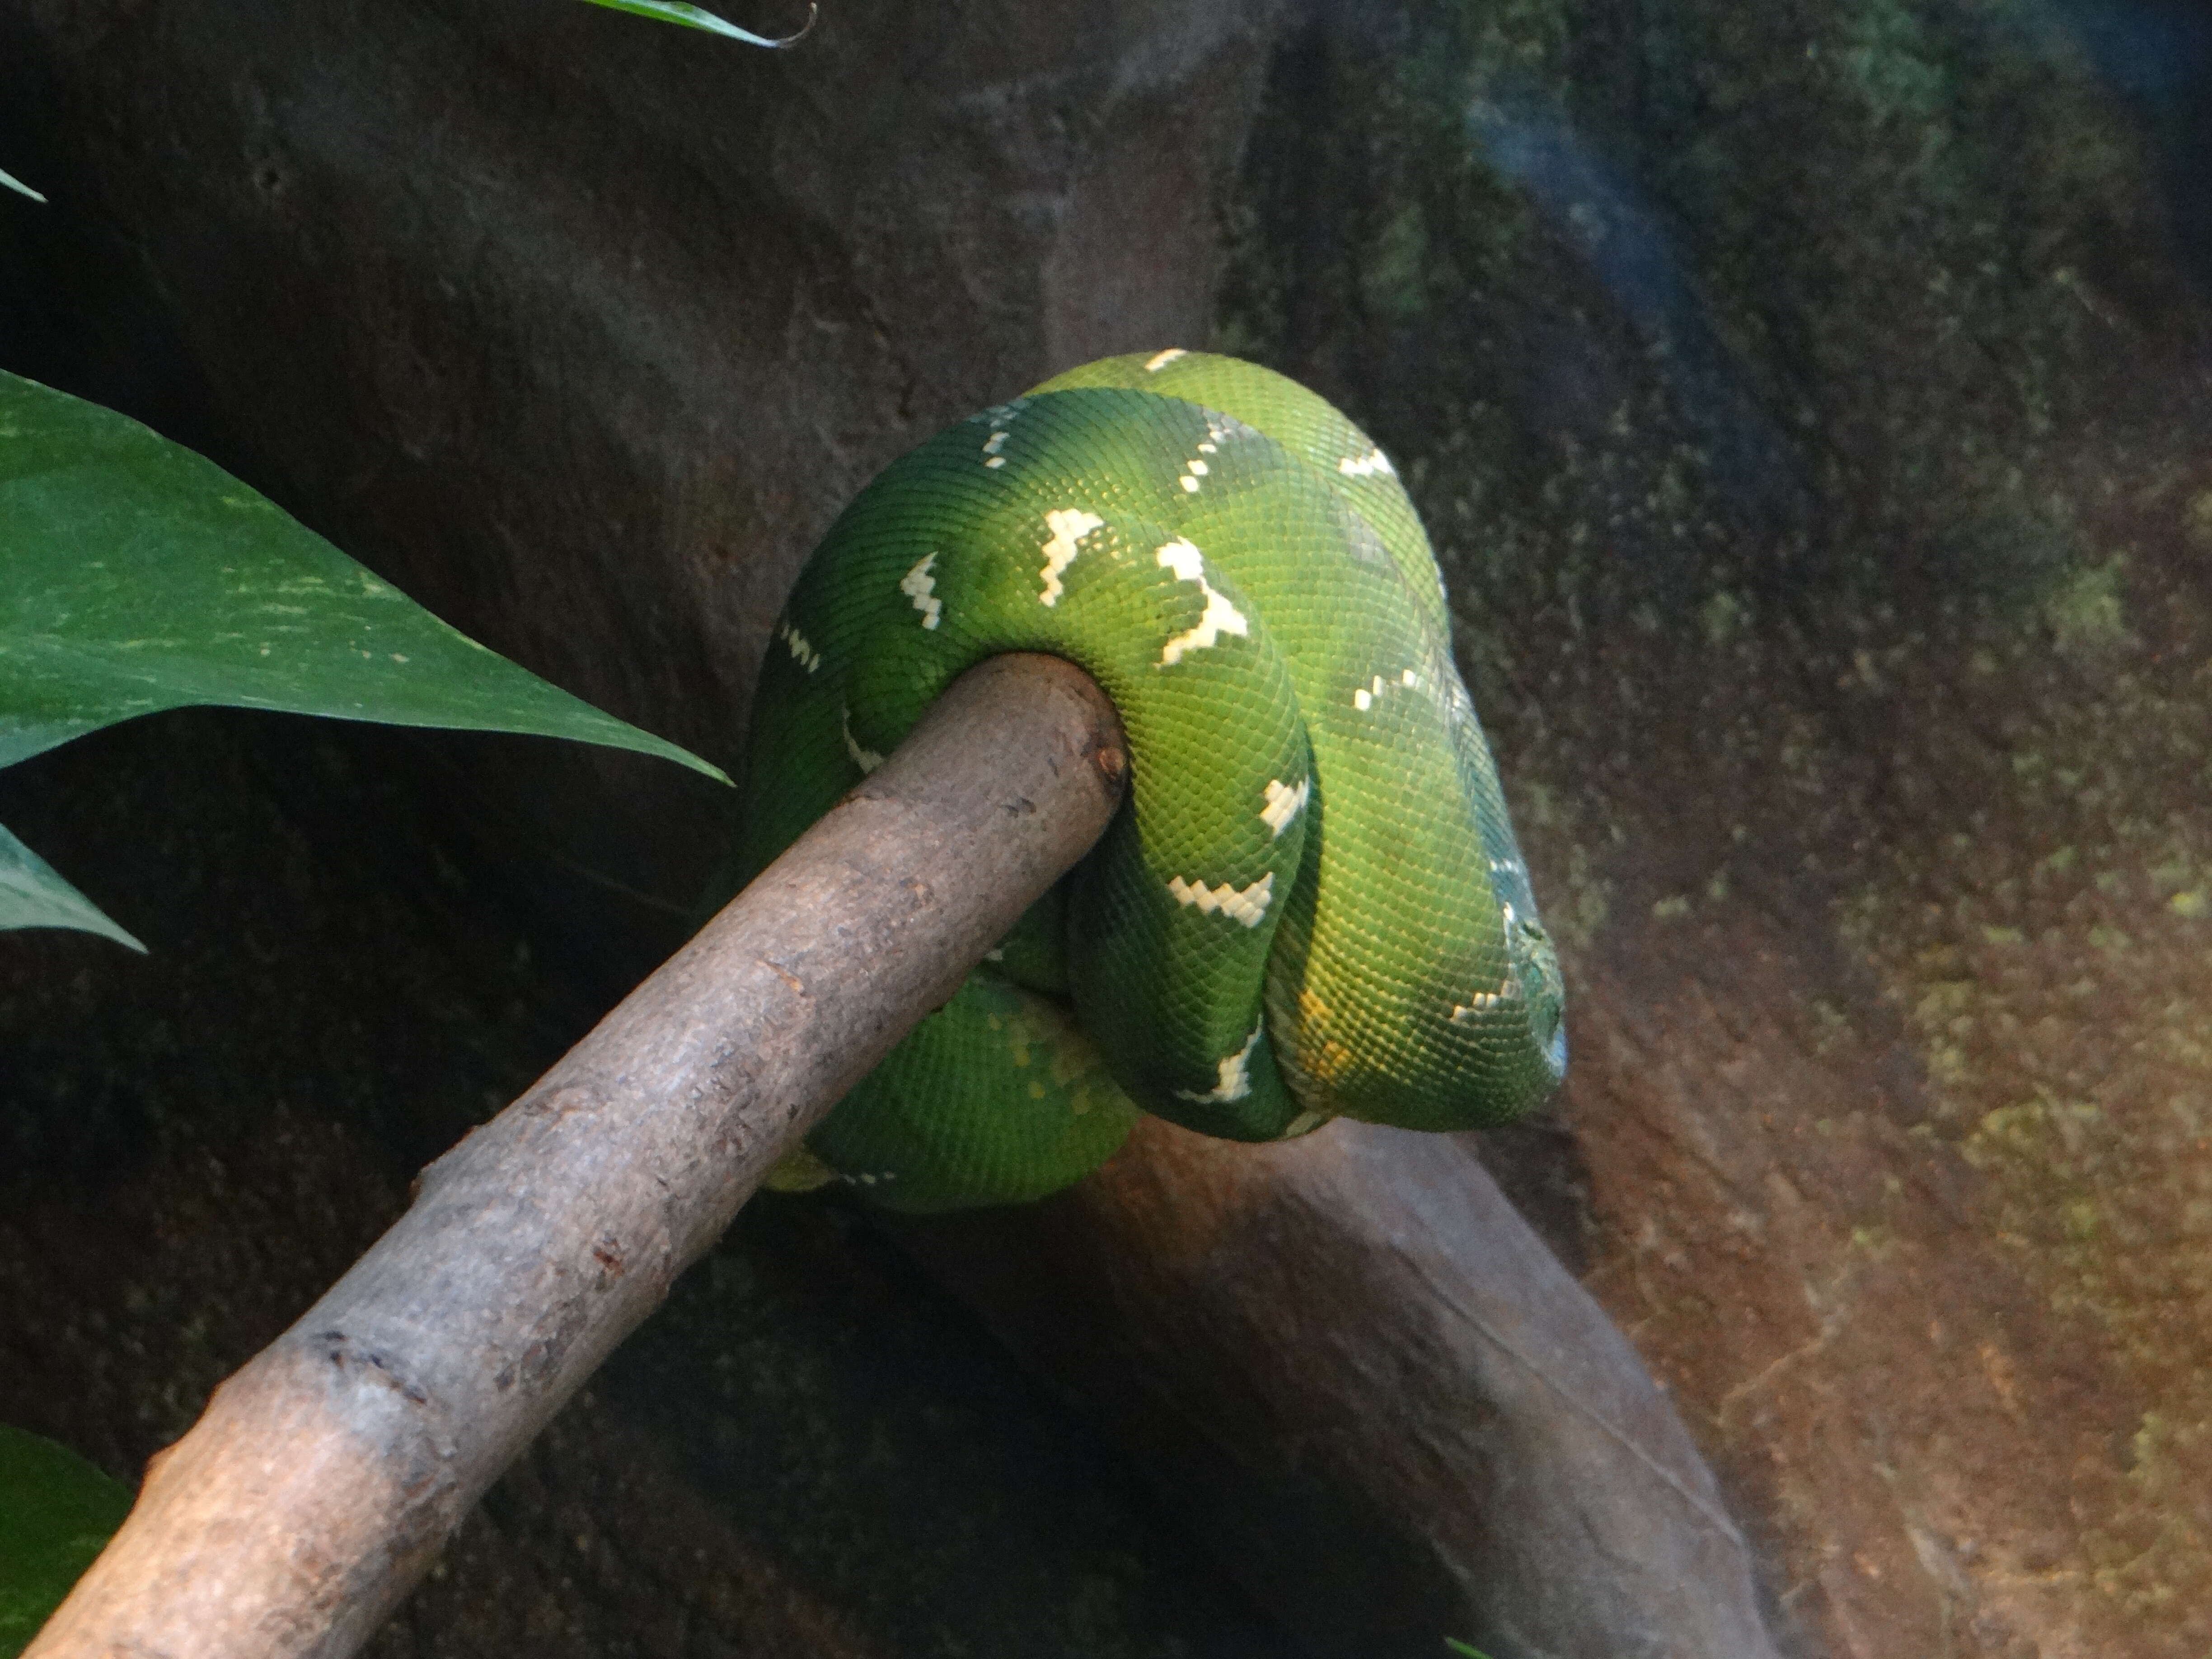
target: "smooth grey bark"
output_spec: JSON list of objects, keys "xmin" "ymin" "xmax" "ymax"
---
[{"xmin": 24, "ymin": 654, "xmax": 1129, "ymax": 1659}]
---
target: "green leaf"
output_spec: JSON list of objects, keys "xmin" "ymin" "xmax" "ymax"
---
[
  {"xmin": 0, "ymin": 820, "xmax": 145, "ymax": 951},
  {"xmin": 572, "ymin": 0, "xmax": 816, "ymax": 47},
  {"xmin": 0, "ymin": 1425, "xmax": 133, "ymax": 1657},
  {"xmin": 0, "ymin": 167, "xmax": 44, "ymax": 205},
  {"xmin": 1443, "ymin": 1642, "xmax": 1493, "ymax": 1659},
  {"xmin": 0, "ymin": 369, "xmax": 729, "ymax": 782}
]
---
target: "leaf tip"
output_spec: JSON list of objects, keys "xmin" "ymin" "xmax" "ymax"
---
[{"xmin": 772, "ymin": 0, "xmax": 818, "ymax": 47}]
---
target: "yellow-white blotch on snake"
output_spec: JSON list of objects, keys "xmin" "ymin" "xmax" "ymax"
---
[{"xmin": 737, "ymin": 350, "xmax": 1565, "ymax": 1211}]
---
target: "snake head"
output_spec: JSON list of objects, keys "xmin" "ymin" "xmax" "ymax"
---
[{"xmin": 1506, "ymin": 908, "xmax": 1569, "ymax": 1092}]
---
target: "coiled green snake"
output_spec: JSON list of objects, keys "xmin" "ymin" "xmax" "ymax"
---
[{"xmin": 740, "ymin": 351, "xmax": 1565, "ymax": 1211}]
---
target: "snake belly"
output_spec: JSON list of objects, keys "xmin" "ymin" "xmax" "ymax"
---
[{"xmin": 737, "ymin": 350, "xmax": 1565, "ymax": 1212}]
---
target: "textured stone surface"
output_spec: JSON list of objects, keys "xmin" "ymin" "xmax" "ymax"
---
[
  {"xmin": 8, "ymin": 0, "xmax": 2210, "ymax": 1654},
  {"xmin": 1215, "ymin": 2, "xmax": 2212, "ymax": 1652},
  {"xmin": 902, "ymin": 1118, "xmax": 1780, "ymax": 1659}
]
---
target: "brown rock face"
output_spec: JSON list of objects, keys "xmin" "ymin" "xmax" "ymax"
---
[
  {"xmin": 1218, "ymin": 4, "xmax": 2212, "ymax": 1652},
  {"xmin": 902, "ymin": 1118, "xmax": 1779, "ymax": 1658},
  {"xmin": 7, "ymin": 0, "xmax": 2212, "ymax": 1654}
]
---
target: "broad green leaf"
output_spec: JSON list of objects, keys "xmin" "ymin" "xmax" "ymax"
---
[
  {"xmin": 573, "ymin": 0, "xmax": 815, "ymax": 47},
  {"xmin": 0, "ymin": 1425, "xmax": 133, "ymax": 1657},
  {"xmin": 0, "ymin": 820, "xmax": 145, "ymax": 951},
  {"xmin": 0, "ymin": 167, "xmax": 43, "ymax": 205},
  {"xmin": 0, "ymin": 369, "xmax": 727, "ymax": 783}
]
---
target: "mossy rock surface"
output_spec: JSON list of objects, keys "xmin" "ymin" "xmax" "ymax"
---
[{"xmin": 1218, "ymin": 1, "xmax": 2212, "ymax": 1651}]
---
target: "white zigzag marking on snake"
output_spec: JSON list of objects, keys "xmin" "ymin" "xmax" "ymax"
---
[
  {"xmin": 900, "ymin": 553, "xmax": 943, "ymax": 629},
  {"xmin": 1451, "ymin": 990, "xmax": 1507, "ymax": 1022},
  {"xmin": 1261, "ymin": 777, "xmax": 1309, "ymax": 837},
  {"xmin": 778, "ymin": 620, "xmax": 821, "ymax": 673},
  {"xmin": 1155, "ymin": 539, "xmax": 1249, "ymax": 665},
  {"xmin": 1166, "ymin": 871, "xmax": 1274, "ymax": 927},
  {"xmin": 1038, "ymin": 509, "xmax": 1104, "ymax": 607},
  {"xmin": 1338, "ymin": 446, "xmax": 1397, "ymax": 478},
  {"xmin": 1352, "ymin": 668, "xmax": 1419, "ymax": 711},
  {"xmin": 1175, "ymin": 1024, "xmax": 1263, "ymax": 1104},
  {"xmin": 841, "ymin": 704, "xmax": 884, "ymax": 775},
  {"xmin": 1144, "ymin": 348, "xmax": 1188, "ymax": 372},
  {"xmin": 1452, "ymin": 904, "xmax": 1525, "ymax": 1020}
]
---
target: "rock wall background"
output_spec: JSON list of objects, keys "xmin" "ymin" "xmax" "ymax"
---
[
  {"xmin": 4, "ymin": 0, "xmax": 2210, "ymax": 1654},
  {"xmin": 1213, "ymin": 5, "xmax": 2212, "ymax": 1651}
]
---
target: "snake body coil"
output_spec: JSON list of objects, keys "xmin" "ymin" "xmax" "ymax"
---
[{"xmin": 740, "ymin": 351, "xmax": 1565, "ymax": 1210}]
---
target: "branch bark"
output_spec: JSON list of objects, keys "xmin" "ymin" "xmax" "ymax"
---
[{"xmin": 25, "ymin": 652, "xmax": 1129, "ymax": 1659}]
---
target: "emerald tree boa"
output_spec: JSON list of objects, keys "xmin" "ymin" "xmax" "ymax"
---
[{"xmin": 740, "ymin": 351, "xmax": 1565, "ymax": 1210}]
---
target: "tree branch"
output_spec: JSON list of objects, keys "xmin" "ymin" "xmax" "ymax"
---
[{"xmin": 26, "ymin": 652, "xmax": 1129, "ymax": 1659}]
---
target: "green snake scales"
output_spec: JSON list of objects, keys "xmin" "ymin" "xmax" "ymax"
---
[{"xmin": 739, "ymin": 350, "xmax": 1565, "ymax": 1211}]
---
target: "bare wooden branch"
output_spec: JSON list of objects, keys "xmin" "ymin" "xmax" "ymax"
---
[{"xmin": 27, "ymin": 652, "xmax": 1129, "ymax": 1659}]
